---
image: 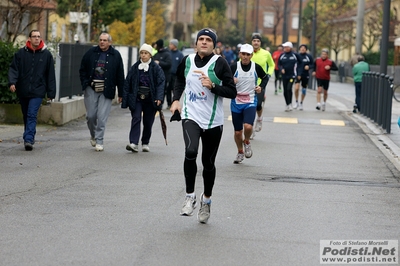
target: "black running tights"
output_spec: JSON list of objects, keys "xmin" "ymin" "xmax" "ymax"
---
[{"xmin": 182, "ymin": 119, "xmax": 223, "ymax": 197}]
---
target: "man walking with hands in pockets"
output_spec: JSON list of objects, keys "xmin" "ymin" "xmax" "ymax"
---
[{"xmin": 170, "ymin": 28, "xmax": 236, "ymax": 224}]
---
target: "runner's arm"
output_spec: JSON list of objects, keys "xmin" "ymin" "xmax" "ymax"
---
[
  {"xmin": 255, "ymin": 63, "xmax": 269, "ymax": 89},
  {"xmin": 266, "ymin": 52, "xmax": 275, "ymax": 76}
]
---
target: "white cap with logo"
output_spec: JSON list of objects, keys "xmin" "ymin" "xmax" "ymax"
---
[
  {"xmin": 282, "ymin": 42, "xmax": 293, "ymax": 48},
  {"xmin": 240, "ymin": 44, "xmax": 254, "ymax": 54}
]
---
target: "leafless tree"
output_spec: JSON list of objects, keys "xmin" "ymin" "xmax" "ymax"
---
[
  {"xmin": 271, "ymin": 1, "xmax": 284, "ymax": 46},
  {"xmin": 0, "ymin": 0, "xmax": 47, "ymax": 42}
]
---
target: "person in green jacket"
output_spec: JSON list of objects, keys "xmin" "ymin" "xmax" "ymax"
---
[{"xmin": 352, "ymin": 55, "xmax": 370, "ymax": 113}]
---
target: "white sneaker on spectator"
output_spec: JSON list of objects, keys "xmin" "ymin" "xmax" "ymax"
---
[
  {"xmin": 126, "ymin": 143, "xmax": 138, "ymax": 152},
  {"xmin": 90, "ymin": 137, "xmax": 96, "ymax": 147},
  {"xmin": 293, "ymin": 102, "xmax": 298, "ymax": 109},
  {"xmin": 322, "ymin": 103, "xmax": 326, "ymax": 111},
  {"xmin": 95, "ymin": 144, "xmax": 104, "ymax": 151},
  {"xmin": 142, "ymin": 144, "xmax": 150, "ymax": 152},
  {"xmin": 299, "ymin": 103, "xmax": 303, "ymax": 110}
]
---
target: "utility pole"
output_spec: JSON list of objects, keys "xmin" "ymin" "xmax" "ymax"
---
[
  {"xmin": 297, "ymin": 0, "xmax": 303, "ymax": 49},
  {"xmin": 355, "ymin": 0, "xmax": 365, "ymax": 54},
  {"xmin": 86, "ymin": 0, "xmax": 93, "ymax": 42},
  {"xmin": 310, "ymin": 0, "xmax": 317, "ymax": 89},
  {"xmin": 243, "ymin": 0, "xmax": 247, "ymax": 42},
  {"xmin": 282, "ymin": 0, "xmax": 288, "ymax": 42},
  {"xmin": 140, "ymin": 0, "xmax": 148, "ymax": 47},
  {"xmin": 380, "ymin": 0, "xmax": 391, "ymax": 74},
  {"xmin": 255, "ymin": 0, "xmax": 259, "ymax": 32}
]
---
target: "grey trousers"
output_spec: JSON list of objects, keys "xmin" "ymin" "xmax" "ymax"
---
[{"xmin": 84, "ymin": 86, "xmax": 112, "ymax": 145}]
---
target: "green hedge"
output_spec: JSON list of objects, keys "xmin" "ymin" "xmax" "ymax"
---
[
  {"xmin": 363, "ymin": 50, "xmax": 394, "ymax": 65},
  {"xmin": 0, "ymin": 41, "xmax": 19, "ymax": 103}
]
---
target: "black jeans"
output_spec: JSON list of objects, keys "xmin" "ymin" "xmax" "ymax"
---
[
  {"xmin": 182, "ymin": 119, "xmax": 223, "ymax": 197},
  {"xmin": 282, "ymin": 78, "xmax": 295, "ymax": 105},
  {"xmin": 355, "ymin": 82, "xmax": 362, "ymax": 111},
  {"xmin": 166, "ymin": 75, "xmax": 176, "ymax": 107}
]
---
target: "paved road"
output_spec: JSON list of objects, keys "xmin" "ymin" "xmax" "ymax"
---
[{"xmin": 0, "ymin": 81, "xmax": 399, "ymax": 266}]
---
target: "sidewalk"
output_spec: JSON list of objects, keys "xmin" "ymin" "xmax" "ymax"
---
[{"xmin": 326, "ymin": 81, "xmax": 400, "ymax": 172}]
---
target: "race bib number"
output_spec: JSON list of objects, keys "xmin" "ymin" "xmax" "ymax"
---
[{"xmin": 236, "ymin": 93, "xmax": 251, "ymax": 103}]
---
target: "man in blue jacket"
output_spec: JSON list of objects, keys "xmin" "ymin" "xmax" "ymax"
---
[
  {"xmin": 79, "ymin": 32, "xmax": 125, "ymax": 151},
  {"xmin": 278, "ymin": 42, "xmax": 302, "ymax": 111},
  {"xmin": 167, "ymin": 39, "xmax": 183, "ymax": 108},
  {"xmin": 8, "ymin": 30, "xmax": 56, "ymax": 151}
]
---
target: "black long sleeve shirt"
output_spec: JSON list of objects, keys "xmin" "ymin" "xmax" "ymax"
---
[{"xmin": 173, "ymin": 53, "xmax": 237, "ymax": 101}]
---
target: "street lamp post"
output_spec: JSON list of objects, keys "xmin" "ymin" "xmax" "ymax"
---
[
  {"xmin": 140, "ymin": 0, "xmax": 148, "ymax": 47},
  {"xmin": 86, "ymin": 0, "xmax": 93, "ymax": 42},
  {"xmin": 310, "ymin": 0, "xmax": 317, "ymax": 89}
]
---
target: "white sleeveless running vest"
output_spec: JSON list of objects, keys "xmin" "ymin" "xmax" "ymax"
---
[
  {"xmin": 233, "ymin": 61, "xmax": 258, "ymax": 104},
  {"xmin": 181, "ymin": 54, "xmax": 223, "ymax": 129}
]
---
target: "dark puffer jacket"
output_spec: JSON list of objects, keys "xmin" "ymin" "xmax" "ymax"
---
[
  {"xmin": 121, "ymin": 60, "xmax": 165, "ymax": 110},
  {"xmin": 8, "ymin": 44, "xmax": 56, "ymax": 99},
  {"xmin": 79, "ymin": 45, "xmax": 125, "ymax": 99}
]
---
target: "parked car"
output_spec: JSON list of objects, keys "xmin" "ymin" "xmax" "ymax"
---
[{"xmin": 182, "ymin": 48, "xmax": 195, "ymax": 56}]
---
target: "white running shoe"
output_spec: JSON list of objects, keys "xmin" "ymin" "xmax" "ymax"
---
[
  {"xmin": 322, "ymin": 103, "xmax": 326, "ymax": 111},
  {"xmin": 197, "ymin": 194, "xmax": 211, "ymax": 224},
  {"xmin": 254, "ymin": 117, "xmax": 263, "ymax": 132},
  {"xmin": 293, "ymin": 102, "xmax": 298, "ymax": 109},
  {"xmin": 250, "ymin": 130, "xmax": 255, "ymax": 140},
  {"xmin": 233, "ymin": 153, "xmax": 244, "ymax": 164},
  {"xmin": 299, "ymin": 103, "xmax": 303, "ymax": 110},
  {"xmin": 180, "ymin": 195, "xmax": 197, "ymax": 216},
  {"xmin": 90, "ymin": 137, "xmax": 96, "ymax": 147},
  {"xmin": 142, "ymin": 144, "xmax": 150, "ymax": 152},
  {"xmin": 126, "ymin": 143, "xmax": 139, "ymax": 152},
  {"xmin": 95, "ymin": 144, "xmax": 104, "ymax": 151},
  {"xmin": 244, "ymin": 143, "xmax": 253, "ymax": 158},
  {"xmin": 316, "ymin": 103, "xmax": 321, "ymax": 110}
]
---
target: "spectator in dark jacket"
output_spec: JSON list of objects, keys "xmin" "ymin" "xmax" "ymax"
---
[
  {"xmin": 153, "ymin": 39, "xmax": 172, "ymax": 108},
  {"xmin": 167, "ymin": 39, "xmax": 183, "ymax": 108},
  {"xmin": 79, "ymin": 32, "xmax": 125, "ymax": 152},
  {"xmin": 121, "ymin": 43, "xmax": 165, "ymax": 153},
  {"xmin": 8, "ymin": 30, "xmax": 56, "ymax": 151},
  {"xmin": 278, "ymin": 41, "xmax": 302, "ymax": 111}
]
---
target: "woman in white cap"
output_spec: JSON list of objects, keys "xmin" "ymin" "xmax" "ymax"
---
[{"xmin": 121, "ymin": 43, "xmax": 165, "ymax": 152}]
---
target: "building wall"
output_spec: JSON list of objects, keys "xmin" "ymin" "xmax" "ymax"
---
[{"xmin": 168, "ymin": 0, "xmax": 238, "ymax": 43}]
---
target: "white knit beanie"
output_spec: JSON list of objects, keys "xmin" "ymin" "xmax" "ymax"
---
[{"xmin": 139, "ymin": 43, "xmax": 153, "ymax": 55}]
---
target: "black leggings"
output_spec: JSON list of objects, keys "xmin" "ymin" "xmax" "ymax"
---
[
  {"xmin": 182, "ymin": 119, "xmax": 223, "ymax": 197},
  {"xmin": 282, "ymin": 78, "xmax": 295, "ymax": 105}
]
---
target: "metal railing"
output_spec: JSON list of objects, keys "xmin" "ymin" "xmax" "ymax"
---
[{"xmin": 361, "ymin": 72, "xmax": 394, "ymax": 133}]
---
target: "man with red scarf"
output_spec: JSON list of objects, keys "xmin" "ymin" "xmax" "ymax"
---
[{"xmin": 8, "ymin": 30, "xmax": 56, "ymax": 151}]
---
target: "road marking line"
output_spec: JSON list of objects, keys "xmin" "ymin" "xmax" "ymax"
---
[
  {"xmin": 273, "ymin": 117, "xmax": 298, "ymax": 124},
  {"xmin": 320, "ymin": 119, "xmax": 346, "ymax": 126}
]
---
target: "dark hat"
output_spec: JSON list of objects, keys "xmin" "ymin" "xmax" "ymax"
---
[
  {"xmin": 196, "ymin": 28, "xmax": 217, "ymax": 48},
  {"xmin": 251, "ymin": 33, "xmax": 262, "ymax": 41},
  {"xmin": 156, "ymin": 39, "xmax": 164, "ymax": 49},
  {"xmin": 299, "ymin": 44, "xmax": 308, "ymax": 50}
]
